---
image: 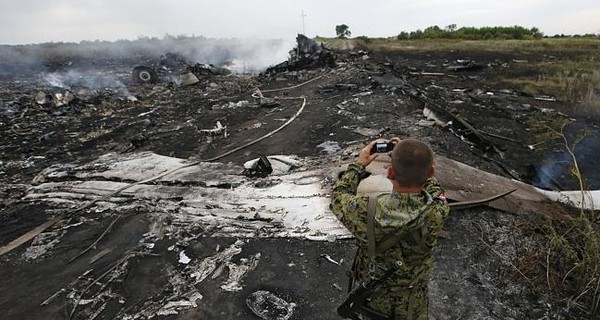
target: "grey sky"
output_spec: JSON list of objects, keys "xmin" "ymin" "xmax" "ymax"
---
[{"xmin": 1, "ymin": 0, "xmax": 599, "ymax": 44}]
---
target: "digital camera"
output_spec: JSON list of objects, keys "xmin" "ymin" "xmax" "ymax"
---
[{"xmin": 371, "ymin": 141, "xmax": 396, "ymax": 154}]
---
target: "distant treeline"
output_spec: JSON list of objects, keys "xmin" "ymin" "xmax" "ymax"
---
[{"xmin": 396, "ymin": 25, "xmax": 558, "ymax": 40}]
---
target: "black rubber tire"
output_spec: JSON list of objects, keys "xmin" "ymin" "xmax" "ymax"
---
[{"xmin": 132, "ymin": 66, "xmax": 158, "ymax": 83}]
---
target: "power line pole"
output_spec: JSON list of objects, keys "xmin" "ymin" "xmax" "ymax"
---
[{"xmin": 300, "ymin": 10, "xmax": 307, "ymax": 35}]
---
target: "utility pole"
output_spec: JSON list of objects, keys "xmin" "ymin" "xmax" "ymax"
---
[{"xmin": 300, "ymin": 10, "xmax": 307, "ymax": 35}]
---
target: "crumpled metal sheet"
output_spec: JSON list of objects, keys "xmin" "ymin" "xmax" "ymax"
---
[
  {"xmin": 26, "ymin": 151, "xmax": 352, "ymax": 241},
  {"xmin": 246, "ymin": 290, "xmax": 296, "ymax": 320}
]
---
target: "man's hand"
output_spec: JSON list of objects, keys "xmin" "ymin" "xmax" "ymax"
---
[
  {"xmin": 357, "ymin": 140, "xmax": 379, "ymax": 167},
  {"xmin": 357, "ymin": 138, "xmax": 402, "ymax": 167}
]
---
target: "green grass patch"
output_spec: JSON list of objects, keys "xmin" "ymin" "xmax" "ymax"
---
[
  {"xmin": 319, "ymin": 37, "xmax": 600, "ymax": 54},
  {"xmin": 319, "ymin": 37, "xmax": 600, "ymax": 113}
]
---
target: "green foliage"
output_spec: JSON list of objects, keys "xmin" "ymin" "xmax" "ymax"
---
[
  {"xmin": 354, "ymin": 36, "xmax": 372, "ymax": 45},
  {"xmin": 397, "ymin": 25, "xmax": 544, "ymax": 41},
  {"xmin": 396, "ymin": 31, "xmax": 410, "ymax": 40},
  {"xmin": 549, "ymin": 34, "xmax": 600, "ymax": 39},
  {"xmin": 524, "ymin": 117, "xmax": 600, "ymax": 317},
  {"xmin": 335, "ymin": 24, "xmax": 351, "ymax": 39},
  {"xmin": 445, "ymin": 24, "xmax": 457, "ymax": 32},
  {"xmin": 536, "ymin": 208, "xmax": 600, "ymax": 317},
  {"xmin": 555, "ymin": 70, "xmax": 600, "ymax": 108},
  {"xmin": 504, "ymin": 49, "xmax": 600, "ymax": 113},
  {"xmin": 527, "ymin": 116, "xmax": 571, "ymax": 154}
]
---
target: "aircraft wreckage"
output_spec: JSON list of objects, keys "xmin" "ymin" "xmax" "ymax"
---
[{"xmin": 1, "ymin": 35, "xmax": 598, "ymax": 319}]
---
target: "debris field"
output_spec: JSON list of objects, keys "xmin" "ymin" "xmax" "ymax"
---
[{"xmin": 0, "ymin": 37, "xmax": 598, "ymax": 319}]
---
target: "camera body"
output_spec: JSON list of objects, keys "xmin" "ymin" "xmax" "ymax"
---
[{"xmin": 371, "ymin": 141, "xmax": 396, "ymax": 154}]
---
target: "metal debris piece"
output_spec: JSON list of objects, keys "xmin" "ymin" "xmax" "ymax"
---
[
  {"xmin": 221, "ymin": 253, "xmax": 261, "ymax": 291},
  {"xmin": 244, "ymin": 155, "xmax": 300, "ymax": 176},
  {"xmin": 353, "ymin": 127, "xmax": 385, "ymax": 137},
  {"xmin": 188, "ymin": 63, "xmax": 231, "ymax": 76},
  {"xmin": 200, "ymin": 121, "xmax": 227, "ymax": 136},
  {"xmin": 448, "ymin": 189, "xmax": 517, "ymax": 210},
  {"xmin": 409, "ymin": 71, "xmax": 445, "ymax": 76},
  {"xmin": 418, "ymin": 119, "xmax": 436, "ymax": 127},
  {"xmin": 352, "ymin": 91, "xmax": 372, "ymax": 97},
  {"xmin": 317, "ymin": 141, "xmax": 341, "ymax": 154},
  {"xmin": 132, "ymin": 66, "xmax": 158, "ymax": 84},
  {"xmin": 244, "ymin": 155, "xmax": 273, "ymax": 178},
  {"xmin": 264, "ymin": 34, "xmax": 335, "ymax": 74},
  {"xmin": 52, "ymin": 91, "xmax": 74, "ymax": 107},
  {"xmin": 157, "ymin": 292, "xmax": 203, "ymax": 316},
  {"xmin": 246, "ymin": 290, "xmax": 296, "ymax": 320},
  {"xmin": 89, "ymin": 248, "xmax": 112, "ymax": 264},
  {"xmin": 137, "ymin": 105, "xmax": 162, "ymax": 117},
  {"xmin": 191, "ymin": 240, "xmax": 244, "ymax": 284},
  {"xmin": 180, "ymin": 72, "xmax": 200, "ymax": 86},
  {"xmin": 259, "ymin": 97, "xmax": 279, "ymax": 107},
  {"xmin": 178, "ymin": 250, "xmax": 191, "ymax": 264},
  {"xmin": 40, "ymin": 269, "xmax": 93, "ymax": 306},
  {"xmin": 320, "ymin": 254, "xmax": 341, "ymax": 266},
  {"xmin": 535, "ymin": 95, "xmax": 557, "ymax": 102},
  {"xmin": 35, "ymin": 91, "xmax": 49, "ymax": 105},
  {"xmin": 22, "ymin": 229, "xmax": 65, "ymax": 260},
  {"xmin": 217, "ymin": 100, "xmax": 250, "ymax": 109},
  {"xmin": 447, "ymin": 59, "xmax": 486, "ymax": 72}
]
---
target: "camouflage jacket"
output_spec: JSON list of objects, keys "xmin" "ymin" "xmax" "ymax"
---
[{"xmin": 330, "ymin": 162, "xmax": 449, "ymax": 296}]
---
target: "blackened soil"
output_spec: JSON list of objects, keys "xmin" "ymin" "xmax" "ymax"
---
[{"xmin": 0, "ymin": 212, "xmax": 149, "ymax": 319}]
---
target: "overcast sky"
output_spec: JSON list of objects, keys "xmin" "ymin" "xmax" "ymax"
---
[{"xmin": 1, "ymin": 0, "xmax": 598, "ymax": 45}]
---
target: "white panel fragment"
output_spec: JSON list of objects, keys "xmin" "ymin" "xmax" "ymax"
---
[
  {"xmin": 191, "ymin": 240, "xmax": 244, "ymax": 283},
  {"xmin": 221, "ymin": 253, "xmax": 261, "ymax": 292},
  {"xmin": 535, "ymin": 188, "xmax": 600, "ymax": 211},
  {"xmin": 178, "ymin": 251, "xmax": 191, "ymax": 264},
  {"xmin": 27, "ymin": 152, "xmax": 352, "ymax": 241}
]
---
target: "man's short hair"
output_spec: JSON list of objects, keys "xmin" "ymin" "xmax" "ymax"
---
[{"xmin": 391, "ymin": 138, "xmax": 434, "ymax": 187}]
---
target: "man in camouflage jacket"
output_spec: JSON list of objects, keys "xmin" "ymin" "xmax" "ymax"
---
[{"xmin": 330, "ymin": 138, "xmax": 449, "ymax": 320}]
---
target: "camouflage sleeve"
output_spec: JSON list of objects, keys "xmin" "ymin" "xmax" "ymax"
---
[
  {"xmin": 423, "ymin": 177, "xmax": 450, "ymax": 218},
  {"xmin": 329, "ymin": 162, "xmax": 369, "ymax": 240}
]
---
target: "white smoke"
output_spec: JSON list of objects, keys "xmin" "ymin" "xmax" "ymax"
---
[
  {"xmin": 153, "ymin": 37, "xmax": 295, "ymax": 74},
  {"xmin": 42, "ymin": 70, "xmax": 132, "ymax": 97},
  {"xmin": 2, "ymin": 36, "xmax": 298, "ymax": 78},
  {"xmin": 44, "ymin": 73, "xmax": 70, "ymax": 89}
]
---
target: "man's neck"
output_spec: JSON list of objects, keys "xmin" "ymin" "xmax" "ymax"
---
[{"xmin": 392, "ymin": 185, "xmax": 422, "ymax": 194}]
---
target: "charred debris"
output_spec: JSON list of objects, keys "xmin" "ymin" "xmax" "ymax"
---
[
  {"xmin": 0, "ymin": 35, "xmax": 598, "ymax": 320},
  {"xmin": 1, "ymin": 34, "xmax": 574, "ymax": 185},
  {"xmin": 130, "ymin": 35, "xmax": 334, "ymax": 86},
  {"xmin": 264, "ymin": 34, "xmax": 336, "ymax": 74},
  {"xmin": 132, "ymin": 52, "xmax": 231, "ymax": 85}
]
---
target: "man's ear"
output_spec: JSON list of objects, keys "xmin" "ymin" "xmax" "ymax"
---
[
  {"xmin": 428, "ymin": 165, "xmax": 435, "ymax": 178},
  {"xmin": 387, "ymin": 166, "xmax": 395, "ymax": 180}
]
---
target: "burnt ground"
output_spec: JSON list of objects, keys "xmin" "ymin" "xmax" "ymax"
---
[{"xmin": 0, "ymin": 41, "xmax": 598, "ymax": 319}]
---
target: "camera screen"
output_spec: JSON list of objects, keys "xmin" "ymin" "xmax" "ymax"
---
[{"xmin": 376, "ymin": 143, "xmax": 388, "ymax": 152}]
